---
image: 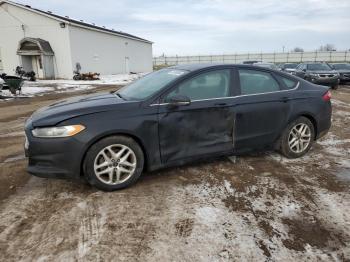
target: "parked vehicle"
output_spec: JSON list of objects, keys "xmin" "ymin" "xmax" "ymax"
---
[
  {"xmin": 279, "ymin": 63, "xmax": 299, "ymax": 74},
  {"xmin": 294, "ymin": 63, "xmax": 340, "ymax": 89},
  {"xmin": 0, "ymin": 77, "xmax": 4, "ymax": 92},
  {"xmin": 25, "ymin": 64, "xmax": 332, "ymax": 191},
  {"xmin": 330, "ymin": 63, "xmax": 350, "ymax": 83},
  {"xmin": 253, "ymin": 62, "xmax": 279, "ymax": 70},
  {"xmin": 242, "ymin": 60, "xmax": 261, "ymax": 65}
]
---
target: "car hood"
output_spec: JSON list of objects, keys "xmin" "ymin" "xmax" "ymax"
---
[
  {"xmin": 336, "ymin": 70, "xmax": 350, "ymax": 74},
  {"xmin": 29, "ymin": 92, "xmax": 138, "ymax": 127}
]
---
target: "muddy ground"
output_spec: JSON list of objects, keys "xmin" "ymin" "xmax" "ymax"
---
[{"xmin": 0, "ymin": 84, "xmax": 349, "ymax": 261}]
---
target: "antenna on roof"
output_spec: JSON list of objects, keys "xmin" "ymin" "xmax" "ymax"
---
[
  {"xmin": 25, "ymin": 5, "xmax": 31, "ymax": 8},
  {"xmin": 65, "ymin": 16, "xmax": 69, "ymax": 18},
  {"xmin": 47, "ymin": 11, "xmax": 52, "ymax": 13},
  {"xmin": 80, "ymin": 20, "xmax": 84, "ymax": 22},
  {"xmin": 102, "ymin": 26, "xmax": 106, "ymax": 28}
]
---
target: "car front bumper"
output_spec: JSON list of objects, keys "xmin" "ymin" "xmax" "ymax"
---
[
  {"xmin": 339, "ymin": 73, "xmax": 350, "ymax": 82},
  {"xmin": 24, "ymin": 123, "xmax": 86, "ymax": 179},
  {"xmin": 310, "ymin": 77, "xmax": 339, "ymax": 86}
]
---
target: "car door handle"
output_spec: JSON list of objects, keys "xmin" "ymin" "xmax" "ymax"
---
[
  {"xmin": 281, "ymin": 97, "xmax": 291, "ymax": 103},
  {"xmin": 214, "ymin": 102, "xmax": 227, "ymax": 106}
]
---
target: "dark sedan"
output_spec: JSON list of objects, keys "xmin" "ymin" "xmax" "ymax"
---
[
  {"xmin": 25, "ymin": 64, "xmax": 332, "ymax": 191},
  {"xmin": 330, "ymin": 63, "xmax": 350, "ymax": 83},
  {"xmin": 294, "ymin": 63, "xmax": 340, "ymax": 89}
]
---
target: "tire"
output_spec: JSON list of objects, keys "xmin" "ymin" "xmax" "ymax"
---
[
  {"xmin": 279, "ymin": 117, "xmax": 315, "ymax": 158},
  {"xmin": 331, "ymin": 85, "xmax": 339, "ymax": 90},
  {"xmin": 84, "ymin": 135, "xmax": 144, "ymax": 191}
]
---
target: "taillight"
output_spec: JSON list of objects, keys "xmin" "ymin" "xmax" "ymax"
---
[{"xmin": 322, "ymin": 90, "xmax": 331, "ymax": 101}]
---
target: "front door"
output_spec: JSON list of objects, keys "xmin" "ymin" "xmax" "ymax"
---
[
  {"xmin": 158, "ymin": 69, "xmax": 235, "ymax": 163},
  {"xmin": 233, "ymin": 68, "xmax": 292, "ymax": 151},
  {"xmin": 32, "ymin": 56, "xmax": 44, "ymax": 78}
]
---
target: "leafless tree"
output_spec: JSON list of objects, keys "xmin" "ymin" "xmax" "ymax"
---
[
  {"xmin": 318, "ymin": 44, "xmax": 336, "ymax": 51},
  {"xmin": 292, "ymin": 47, "xmax": 304, "ymax": 52}
]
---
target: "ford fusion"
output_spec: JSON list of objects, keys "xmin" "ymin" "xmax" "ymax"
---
[{"xmin": 25, "ymin": 64, "xmax": 332, "ymax": 191}]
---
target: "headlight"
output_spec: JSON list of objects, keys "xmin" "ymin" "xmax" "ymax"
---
[{"xmin": 32, "ymin": 125, "xmax": 85, "ymax": 138}]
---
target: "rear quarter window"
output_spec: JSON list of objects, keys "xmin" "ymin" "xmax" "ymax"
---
[{"xmin": 277, "ymin": 75, "xmax": 298, "ymax": 89}]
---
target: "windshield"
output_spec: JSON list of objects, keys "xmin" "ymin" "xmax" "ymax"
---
[
  {"xmin": 117, "ymin": 69, "xmax": 188, "ymax": 100},
  {"xmin": 284, "ymin": 63, "xmax": 298, "ymax": 69},
  {"xmin": 332, "ymin": 64, "xmax": 350, "ymax": 70},
  {"xmin": 307, "ymin": 63, "xmax": 332, "ymax": 71}
]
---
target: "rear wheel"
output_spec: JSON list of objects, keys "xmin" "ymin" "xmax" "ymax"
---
[
  {"xmin": 280, "ymin": 117, "xmax": 315, "ymax": 158},
  {"xmin": 84, "ymin": 136, "xmax": 144, "ymax": 191}
]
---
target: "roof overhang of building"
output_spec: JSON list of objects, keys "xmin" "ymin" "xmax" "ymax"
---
[{"xmin": 17, "ymin": 38, "xmax": 55, "ymax": 56}]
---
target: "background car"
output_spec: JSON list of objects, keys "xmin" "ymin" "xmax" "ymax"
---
[
  {"xmin": 279, "ymin": 63, "xmax": 299, "ymax": 74},
  {"xmin": 294, "ymin": 62, "xmax": 340, "ymax": 89},
  {"xmin": 25, "ymin": 64, "xmax": 332, "ymax": 191},
  {"xmin": 242, "ymin": 60, "xmax": 261, "ymax": 65},
  {"xmin": 253, "ymin": 62, "xmax": 279, "ymax": 70},
  {"xmin": 330, "ymin": 63, "xmax": 350, "ymax": 84}
]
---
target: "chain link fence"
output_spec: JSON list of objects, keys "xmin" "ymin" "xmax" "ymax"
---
[{"xmin": 153, "ymin": 51, "xmax": 350, "ymax": 67}]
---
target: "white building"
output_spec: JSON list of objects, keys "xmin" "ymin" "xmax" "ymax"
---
[{"xmin": 0, "ymin": 1, "xmax": 153, "ymax": 79}]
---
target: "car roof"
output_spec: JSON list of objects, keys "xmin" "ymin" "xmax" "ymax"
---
[{"xmin": 169, "ymin": 63, "xmax": 276, "ymax": 72}]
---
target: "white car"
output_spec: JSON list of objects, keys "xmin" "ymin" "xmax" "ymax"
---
[{"xmin": 0, "ymin": 77, "xmax": 4, "ymax": 91}]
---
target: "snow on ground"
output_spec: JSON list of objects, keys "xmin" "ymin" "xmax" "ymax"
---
[{"xmin": 0, "ymin": 73, "xmax": 146, "ymax": 98}]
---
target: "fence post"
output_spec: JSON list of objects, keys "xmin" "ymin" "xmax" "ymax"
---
[
  {"xmin": 301, "ymin": 52, "xmax": 303, "ymax": 62},
  {"xmin": 210, "ymin": 55, "xmax": 213, "ymax": 63},
  {"xmin": 273, "ymin": 52, "xmax": 275, "ymax": 63},
  {"xmin": 345, "ymin": 51, "xmax": 348, "ymax": 62},
  {"xmin": 287, "ymin": 52, "xmax": 289, "ymax": 63},
  {"xmin": 329, "ymin": 51, "xmax": 332, "ymax": 62},
  {"xmin": 315, "ymin": 51, "xmax": 317, "ymax": 62}
]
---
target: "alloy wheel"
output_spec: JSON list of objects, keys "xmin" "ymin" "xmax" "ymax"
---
[
  {"xmin": 288, "ymin": 123, "xmax": 311, "ymax": 154},
  {"xmin": 93, "ymin": 144, "xmax": 137, "ymax": 185}
]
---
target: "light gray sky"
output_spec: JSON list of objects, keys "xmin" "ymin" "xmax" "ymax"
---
[{"xmin": 16, "ymin": 0, "xmax": 350, "ymax": 56}]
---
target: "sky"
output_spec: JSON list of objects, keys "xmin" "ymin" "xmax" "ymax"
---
[{"xmin": 15, "ymin": 0, "xmax": 350, "ymax": 56}]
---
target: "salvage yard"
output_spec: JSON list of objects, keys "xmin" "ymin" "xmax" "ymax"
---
[{"xmin": 0, "ymin": 82, "xmax": 349, "ymax": 261}]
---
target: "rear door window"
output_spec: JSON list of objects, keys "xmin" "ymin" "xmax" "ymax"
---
[{"xmin": 238, "ymin": 69, "xmax": 280, "ymax": 95}]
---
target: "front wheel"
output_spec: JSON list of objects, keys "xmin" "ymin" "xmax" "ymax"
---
[
  {"xmin": 279, "ymin": 117, "xmax": 315, "ymax": 158},
  {"xmin": 84, "ymin": 136, "xmax": 144, "ymax": 191}
]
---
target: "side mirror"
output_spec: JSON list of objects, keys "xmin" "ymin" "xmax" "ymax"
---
[{"xmin": 167, "ymin": 94, "xmax": 191, "ymax": 107}]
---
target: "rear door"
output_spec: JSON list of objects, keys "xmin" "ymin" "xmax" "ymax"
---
[
  {"xmin": 233, "ymin": 68, "xmax": 294, "ymax": 152},
  {"xmin": 158, "ymin": 69, "xmax": 236, "ymax": 163}
]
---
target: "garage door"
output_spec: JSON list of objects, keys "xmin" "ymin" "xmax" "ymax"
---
[{"xmin": 0, "ymin": 48, "xmax": 3, "ymax": 71}]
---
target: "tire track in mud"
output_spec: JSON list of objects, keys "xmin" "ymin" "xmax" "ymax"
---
[{"xmin": 77, "ymin": 200, "xmax": 106, "ymax": 260}]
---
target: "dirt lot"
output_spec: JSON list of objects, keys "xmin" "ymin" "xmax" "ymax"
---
[{"xmin": 0, "ymin": 84, "xmax": 349, "ymax": 261}]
